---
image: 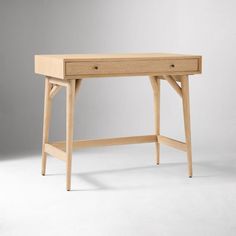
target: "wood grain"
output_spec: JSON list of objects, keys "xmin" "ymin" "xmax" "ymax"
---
[
  {"xmin": 181, "ymin": 76, "xmax": 193, "ymax": 177},
  {"xmin": 163, "ymin": 75, "xmax": 182, "ymax": 97},
  {"xmin": 66, "ymin": 80, "xmax": 76, "ymax": 191},
  {"xmin": 52, "ymin": 135, "xmax": 157, "ymax": 150},
  {"xmin": 36, "ymin": 53, "xmax": 202, "ymax": 190},
  {"xmin": 35, "ymin": 53, "xmax": 202, "ymax": 79},
  {"xmin": 149, "ymin": 76, "xmax": 161, "ymax": 164},
  {"xmin": 158, "ymin": 135, "xmax": 187, "ymax": 152},
  {"xmin": 41, "ymin": 77, "xmax": 52, "ymax": 176},
  {"xmin": 44, "ymin": 143, "xmax": 67, "ymax": 161}
]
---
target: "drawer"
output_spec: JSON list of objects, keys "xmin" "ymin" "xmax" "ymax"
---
[{"xmin": 65, "ymin": 58, "xmax": 200, "ymax": 77}]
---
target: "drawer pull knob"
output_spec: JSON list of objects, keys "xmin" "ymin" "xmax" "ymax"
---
[
  {"xmin": 93, "ymin": 66, "xmax": 99, "ymax": 70},
  {"xmin": 170, "ymin": 64, "xmax": 175, "ymax": 68}
]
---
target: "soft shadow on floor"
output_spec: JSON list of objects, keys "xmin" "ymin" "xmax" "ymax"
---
[
  {"xmin": 46, "ymin": 157, "xmax": 236, "ymax": 191},
  {"xmin": 48, "ymin": 165, "xmax": 158, "ymax": 191}
]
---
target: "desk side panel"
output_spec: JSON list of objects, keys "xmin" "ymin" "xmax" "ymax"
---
[{"xmin": 35, "ymin": 56, "xmax": 64, "ymax": 79}]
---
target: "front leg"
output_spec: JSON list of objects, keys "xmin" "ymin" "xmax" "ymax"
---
[
  {"xmin": 181, "ymin": 76, "xmax": 193, "ymax": 177},
  {"xmin": 66, "ymin": 80, "xmax": 76, "ymax": 191},
  {"xmin": 42, "ymin": 77, "xmax": 53, "ymax": 176}
]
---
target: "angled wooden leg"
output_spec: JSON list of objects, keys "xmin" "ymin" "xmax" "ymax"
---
[
  {"xmin": 42, "ymin": 77, "xmax": 53, "ymax": 175},
  {"xmin": 66, "ymin": 79, "xmax": 76, "ymax": 191},
  {"xmin": 181, "ymin": 76, "xmax": 193, "ymax": 177},
  {"xmin": 149, "ymin": 76, "xmax": 161, "ymax": 165},
  {"xmin": 50, "ymin": 84, "xmax": 62, "ymax": 98}
]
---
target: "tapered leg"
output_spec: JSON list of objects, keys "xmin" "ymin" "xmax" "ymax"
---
[
  {"xmin": 149, "ymin": 76, "xmax": 161, "ymax": 165},
  {"xmin": 42, "ymin": 77, "xmax": 53, "ymax": 175},
  {"xmin": 181, "ymin": 76, "xmax": 193, "ymax": 177},
  {"xmin": 66, "ymin": 80, "xmax": 76, "ymax": 191}
]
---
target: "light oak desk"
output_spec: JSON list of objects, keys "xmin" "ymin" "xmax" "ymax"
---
[{"xmin": 35, "ymin": 53, "xmax": 202, "ymax": 191}]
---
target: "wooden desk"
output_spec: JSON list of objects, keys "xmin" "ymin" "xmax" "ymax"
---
[{"xmin": 35, "ymin": 53, "xmax": 202, "ymax": 191}]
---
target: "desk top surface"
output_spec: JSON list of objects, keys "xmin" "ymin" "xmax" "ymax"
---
[{"xmin": 35, "ymin": 53, "xmax": 201, "ymax": 61}]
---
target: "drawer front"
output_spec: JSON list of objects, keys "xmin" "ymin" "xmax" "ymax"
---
[{"xmin": 65, "ymin": 59, "xmax": 200, "ymax": 77}]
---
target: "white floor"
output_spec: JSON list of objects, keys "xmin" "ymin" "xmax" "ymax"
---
[{"xmin": 0, "ymin": 145, "xmax": 236, "ymax": 236}]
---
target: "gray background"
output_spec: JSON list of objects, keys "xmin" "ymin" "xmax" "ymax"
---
[{"xmin": 1, "ymin": 0, "xmax": 236, "ymax": 156}]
